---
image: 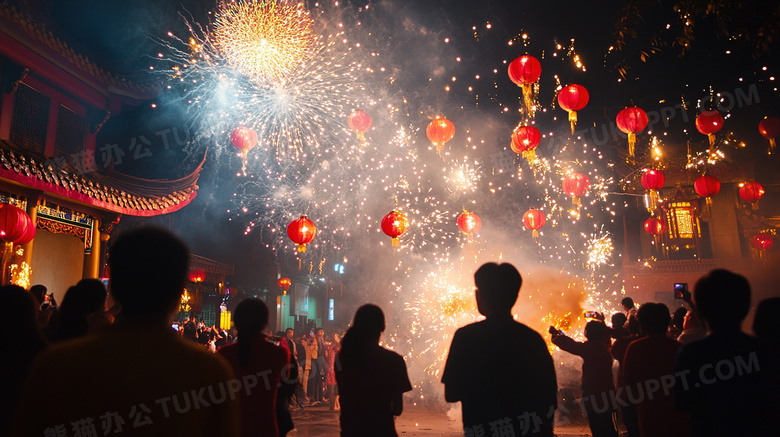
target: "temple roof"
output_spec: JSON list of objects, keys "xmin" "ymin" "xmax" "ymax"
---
[
  {"xmin": 0, "ymin": 140, "xmax": 202, "ymax": 216},
  {"xmin": 0, "ymin": 0, "xmax": 159, "ymax": 100}
]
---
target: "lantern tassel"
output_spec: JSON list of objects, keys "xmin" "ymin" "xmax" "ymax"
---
[
  {"xmin": 523, "ymin": 149, "xmax": 537, "ymax": 165},
  {"xmin": 532, "ymin": 230, "xmax": 539, "ymax": 239},
  {"xmin": 283, "ymin": 290, "xmax": 287, "ymax": 296},
  {"xmin": 572, "ymin": 196, "xmax": 581, "ymax": 206},
  {"xmin": 522, "ymin": 83, "xmax": 536, "ymax": 118},
  {"xmin": 708, "ymin": 133, "xmax": 716, "ymax": 148},
  {"xmin": 568, "ymin": 111, "xmax": 577, "ymax": 134},
  {"xmin": 648, "ymin": 190, "xmax": 659, "ymax": 213},
  {"xmin": 240, "ymin": 149, "xmax": 248, "ymax": 175},
  {"xmin": 356, "ymin": 131, "xmax": 365, "ymax": 142},
  {"xmin": 297, "ymin": 244, "xmax": 306, "ymax": 253},
  {"xmin": 769, "ymin": 138, "xmax": 776, "ymax": 155},
  {"xmin": 752, "ymin": 201, "xmax": 759, "ymax": 211},
  {"xmin": 391, "ymin": 237, "xmax": 400, "ymax": 246},
  {"xmin": 628, "ymin": 133, "xmax": 636, "ymax": 159}
]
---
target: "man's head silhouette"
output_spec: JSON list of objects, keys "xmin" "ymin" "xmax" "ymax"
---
[
  {"xmin": 108, "ymin": 227, "xmax": 188, "ymax": 319},
  {"xmin": 474, "ymin": 262, "xmax": 522, "ymax": 317},
  {"xmin": 694, "ymin": 269, "xmax": 750, "ymax": 333}
]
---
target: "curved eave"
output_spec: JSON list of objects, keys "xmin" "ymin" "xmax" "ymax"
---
[{"xmin": 0, "ymin": 167, "xmax": 197, "ymax": 216}]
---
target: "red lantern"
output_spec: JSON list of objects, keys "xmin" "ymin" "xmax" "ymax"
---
[
  {"xmin": 641, "ymin": 169, "xmax": 665, "ymax": 213},
  {"xmin": 230, "ymin": 126, "xmax": 258, "ymax": 151},
  {"xmin": 523, "ymin": 209, "xmax": 546, "ymax": 238},
  {"xmin": 695, "ymin": 111, "xmax": 724, "ymax": 150},
  {"xmin": 751, "ymin": 233, "xmax": 774, "ymax": 250},
  {"xmin": 739, "ymin": 181, "xmax": 765, "ymax": 210},
  {"xmin": 457, "ymin": 210, "xmax": 481, "ymax": 235},
  {"xmin": 616, "ymin": 107, "xmax": 649, "ymax": 159},
  {"xmin": 562, "ymin": 172, "xmax": 590, "ymax": 205},
  {"xmin": 508, "ymin": 55, "xmax": 541, "ymax": 117},
  {"xmin": 15, "ymin": 213, "xmax": 35, "ymax": 245},
  {"xmin": 426, "ymin": 117, "xmax": 456, "ymax": 156},
  {"xmin": 558, "ymin": 84, "xmax": 589, "ymax": 133},
  {"xmin": 189, "ymin": 268, "xmax": 206, "ymax": 283},
  {"xmin": 511, "ymin": 125, "xmax": 541, "ymax": 163},
  {"xmin": 694, "ymin": 175, "xmax": 721, "ymax": 207},
  {"xmin": 381, "ymin": 210, "xmax": 408, "ymax": 246},
  {"xmin": 640, "ymin": 169, "xmax": 665, "ymax": 191},
  {"xmin": 278, "ymin": 277, "xmax": 292, "ymax": 296},
  {"xmin": 230, "ymin": 126, "xmax": 258, "ymax": 174},
  {"xmin": 287, "ymin": 215, "xmax": 317, "ymax": 253},
  {"xmin": 0, "ymin": 203, "xmax": 28, "ymax": 243},
  {"xmin": 348, "ymin": 109, "xmax": 372, "ymax": 141},
  {"xmin": 758, "ymin": 116, "xmax": 780, "ymax": 155},
  {"xmin": 644, "ymin": 217, "xmax": 667, "ymax": 235}
]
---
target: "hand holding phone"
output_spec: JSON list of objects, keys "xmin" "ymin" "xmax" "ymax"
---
[
  {"xmin": 548, "ymin": 326, "xmax": 561, "ymax": 336},
  {"xmin": 674, "ymin": 283, "xmax": 689, "ymax": 300}
]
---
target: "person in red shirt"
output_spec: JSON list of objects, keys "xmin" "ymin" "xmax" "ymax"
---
[
  {"xmin": 218, "ymin": 299, "xmax": 289, "ymax": 437},
  {"xmin": 622, "ymin": 302, "xmax": 689, "ymax": 437}
]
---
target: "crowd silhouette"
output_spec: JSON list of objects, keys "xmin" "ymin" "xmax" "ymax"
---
[{"xmin": 1, "ymin": 227, "xmax": 778, "ymax": 437}]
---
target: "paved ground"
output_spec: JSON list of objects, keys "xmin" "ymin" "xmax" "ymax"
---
[{"xmin": 289, "ymin": 404, "xmax": 600, "ymax": 436}]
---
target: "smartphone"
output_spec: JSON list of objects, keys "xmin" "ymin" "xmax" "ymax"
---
[
  {"xmin": 583, "ymin": 311, "xmax": 599, "ymax": 319},
  {"xmin": 548, "ymin": 326, "xmax": 559, "ymax": 335},
  {"xmin": 674, "ymin": 283, "xmax": 688, "ymax": 299},
  {"xmin": 171, "ymin": 324, "xmax": 179, "ymax": 332}
]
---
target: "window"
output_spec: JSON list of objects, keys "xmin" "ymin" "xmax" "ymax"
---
[
  {"xmin": 10, "ymin": 83, "xmax": 50, "ymax": 154},
  {"xmin": 666, "ymin": 202, "xmax": 700, "ymax": 240},
  {"xmin": 54, "ymin": 104, "xmax": 85, "ymax": 157}
]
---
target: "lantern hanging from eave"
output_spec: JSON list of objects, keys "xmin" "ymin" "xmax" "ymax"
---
[
  {"xmin": 230, "ymin": 126, "xmax": 258, "ymax": 174},
  {"xmin": 751, "ymin": 233, "xmax": 774, "ymax": 251},
  {"xmin": 644, "ymin": 216, "xmax": 667, "ymax": 246},
  {"xmin": 644, "ymin": 217, "xmax": 667, "ymax": 235},
  {"xmin": 189, "ymin": 268, "xmax": 206, "ymax": 283},
  {"xmin": 15, "ymin": 215, "xmax": 36, "ymax": 245},
  {"xmin": 381, "ymin": 210, "xmax": 408, "ymax": 246},
  {"xmin": 0, "ymin": 203, "xmax": 29, "ymax": 243},
  {"xmin": 616, "ymin": 107, "xmax": 649, "ymax": 159},
  {"xmin": 738, "ymin": 181, "xmax": 765, "ymax": 210},
  {"xmin": 558, "ymin": 84, "xmax": 589, "ymax": 133},
  {"xmin": 508, "ymin": 54, "xmax": 541, "ymax": 118},
  {"xmin": 695, "ymin": 111, "xmax": 724, "ymax": 154},
  {"xmin": 640, "ymin": 168, "xmax": 665, "ymax": 213},
  {"xmin": 694, "ymin": 175, "xmax": 721, "ymax": 208},
  {"xmin": 278, "ymin": 277, "xmax": 292, "ymax": 296},
  {"xmin": 348, "ymin": 109, "xmax": 372, "ymax": 142},
  {"xmin": 522, "ymin": 208, "xmax": 546, "ymax": 238},
  {"xmin": 562, "ymin": 172, "xmax": 590, "ymax": 205},
  {"xmin": 510, "ymin": 125, "xmax": 541, "ymax": 164},
  {"xmin": 758, "ymin": 116, "xmax": 780, "ymax": 155},
  {"xmin": 457, "ymin": 210, "xmax": 481, "ymax": 236},
  {"xmin": 426, "ymin": 117, "xmax": 455, "ymax": 157},
  {"xmin": 287, "ymin": 215, "xmax": 317, "ymax": 252}
]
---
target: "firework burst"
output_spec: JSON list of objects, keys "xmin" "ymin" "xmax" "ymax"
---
[{"xmin": 214, "ymin": 0, "xmax": 316, "ymax": 83}]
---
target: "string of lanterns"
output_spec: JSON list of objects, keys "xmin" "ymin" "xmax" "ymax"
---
[{"xmin": 216, "ymin": 51, "xmax": 777, "ymax": 261}]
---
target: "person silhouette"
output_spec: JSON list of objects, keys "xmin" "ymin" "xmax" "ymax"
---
[
  {"xmin": 336, "ymin": 304, "xmax": 412, "ymax": 437},
  {"xmin": 622, "ymin": 302, "xmax": 689, "ymax": 437},
  {"xmin": 674, "ymin": 269, "xmax": 777, "ymax": 436},
  {"xmin": 0, "ymin": 285, "xmax": 46, "ymax": 434},
  {"xmin": 12, "ymin": 227, "xmax": 240, "ymax": 436},
  {"xmin": 442, "ymin": 262, "xmax": 558, "ymax": 436},
  {"xmin": 218, "ymin": 298, "xmax": 289, "ymax": 437}
]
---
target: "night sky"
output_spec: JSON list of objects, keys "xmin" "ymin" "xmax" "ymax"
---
[{"xmin": 29, "ymin": 0, "xmax": 780, "ymax": 290}]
